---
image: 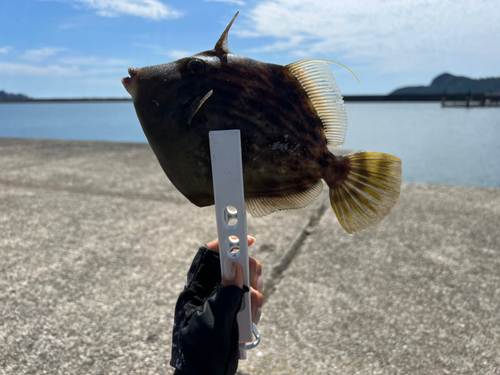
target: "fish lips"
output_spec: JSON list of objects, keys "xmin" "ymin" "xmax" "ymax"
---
[{"xmin": 121, "ymin": 67, "xmax": 140, "ymax": 98}]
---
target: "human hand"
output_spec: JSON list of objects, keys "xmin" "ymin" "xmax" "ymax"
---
[
  {"xmin": 205, "ymin": 236, "xmax": 263, "ymax": 324},
  {"xmin": 171, "ymin": 236, "xmax": 264, "ymax": 375}
]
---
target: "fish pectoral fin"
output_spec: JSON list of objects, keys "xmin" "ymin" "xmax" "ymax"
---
[
  {"xmin": 329, "ymin": 152, "xmax": 402, "ymax": 234},
  {"xmin": 185, "ymin": 90, "xmax": 213, "ymax": 125},
  {"xmin": 245, "ymin": 180, "xmax": 324, "ymax": 218}
]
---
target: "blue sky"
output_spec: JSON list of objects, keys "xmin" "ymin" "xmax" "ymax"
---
[{"xmin": 1, "ymin": 0, "xmax": 498, "ymax": 98}]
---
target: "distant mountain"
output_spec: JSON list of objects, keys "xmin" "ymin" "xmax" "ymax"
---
[
  {"xmin": 0, "ymin": 90, "xmax": 31, "ymax": 100},
  {"xmin": 390, "ymin": 73, "xmax": 500, "ymax": 95}
]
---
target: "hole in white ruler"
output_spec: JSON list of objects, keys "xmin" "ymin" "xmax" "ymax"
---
[
  {"xmin": 228, "ymin": 236, "xmax": 240, "ymax": 257},
  {"xmin": 224, "ymin": 206, "xmax": 238, "ymax": 227}
]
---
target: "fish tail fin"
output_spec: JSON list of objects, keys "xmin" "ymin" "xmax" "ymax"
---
[{"xmin": 328, "ymin": 152, "xmax": 402, "ymax": 234}]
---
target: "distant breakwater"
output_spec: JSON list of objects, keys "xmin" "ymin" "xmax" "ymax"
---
[
  {"xmin": 0, "ymin": 98, "xmax": 132, "ymax": 103},
  {"xmin": 344, "ymin": 93, "xmax": 500, "ymax": 102},
  {"xmin": 1, "ymin": 93, "xmax": 499, "ymax": 103}
]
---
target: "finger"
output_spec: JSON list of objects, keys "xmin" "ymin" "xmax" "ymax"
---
[
  {"xmin": 251, "ymin": 287, "xmax": 263, "ymax": 309},
  {"xmin": 249, "ymin": 257, "xmax": 262, "ymax": 292},
  {"xmin": 205, "ymin": 235, "xmax": 256, "ymax": 253},
  {"xmin": 204, "ymin": 237, "xmax": 220, "ymax": 252},
  {"xmin": 251, "ymin": 287, "xmax": 264, "ymax": 324},
  {"xmin": 221, "ymin": 259, "xmax": 244, "ymax": 289}
]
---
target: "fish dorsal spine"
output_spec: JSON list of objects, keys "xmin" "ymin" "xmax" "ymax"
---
[
  {"xmin": 214, "ymin": 12, "xmax": 239, "ymax": 55},
  {"xmin": 286, "ymin": 59, "xmax": 348, "ymax": 149}
]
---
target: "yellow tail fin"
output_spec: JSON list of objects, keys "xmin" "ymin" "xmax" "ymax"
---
[{"xmin": 330, "ymin": 152, "xmax": 402, "ymax": 234}]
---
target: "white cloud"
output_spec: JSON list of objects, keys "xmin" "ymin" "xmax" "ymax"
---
[
  {"xmin": 0, "ymin": 62, "xmax": 78, "ymax": 77},
  {"xmin": 247, "ymin": 36, "xmax": 305, "ymax": 54},
  {"xmin": 241, "ymin": 0, "xmax": 500, "ymax": 74},
  {"xmin": 58, "ymin": 22, "xmax": 82, "ymax": 30},
  {"xmin": 22, "ymin": 47, "xmax": 67, "ymax": 62},
  {"xmin": 58, "ymin": 56, "xmax": 130, "ymax": 66},
  {"xmin": 0, "ymin": 46, "xmax": 13, "ymax": 55},
  {"xmin": 134, "ymin": 43, "xmax": 193, "ymax": 59},
  {"xmin": 76, "ymin": 77, "xmax": 127, "ymax": 87},
  {"xmin": 2, "ymin": 47, "xmax": 132, "ymax": 78},
  {"xmin": 205, "ymin": 0, "xmax": 246, "ymax": 6},
  {"xmin": 166, "ymin": 49, "xmax": 192, "ymax": 59},
  {"xmin": 73, "ymin": 0, "xmax": 182, "ymax": 20}
]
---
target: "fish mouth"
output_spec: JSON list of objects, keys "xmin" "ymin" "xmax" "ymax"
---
[{"xmin": 121, "ymin": 68, "xmax": 140, "ymax": 98}]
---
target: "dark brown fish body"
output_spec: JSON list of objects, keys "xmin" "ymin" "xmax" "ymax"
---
[
  {"xmin": 130, "ymin": 52, "xmax": 334, "ymax": 206},
  {"xmin": 122, "ymin": 13, "xmax": 402, "ymax": 234}
]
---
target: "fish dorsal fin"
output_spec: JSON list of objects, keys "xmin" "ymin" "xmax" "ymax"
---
[
  {"xmin": 214, "ymin": 12, "xmax": 239, "ymax": 55},
  {"xmin": 185, "ymin": 90, "xmax": 213, "ymax": 125},
  {"xmin": 245, "ymin": 180, "xmax": 323, "ymax": 218},
  {"xmin": 287, "ymin": 59, "xmax": 348, "ymax": 149}
]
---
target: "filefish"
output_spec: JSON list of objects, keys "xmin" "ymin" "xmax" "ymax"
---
[{"xmin": 121, "ymin": 13, "xmax": 402, "ymax": 234}]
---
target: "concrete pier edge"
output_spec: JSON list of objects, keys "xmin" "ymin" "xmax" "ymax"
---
[{"xmin": 1, "ymin": 138, "xmax": 499, "ymax": 374}]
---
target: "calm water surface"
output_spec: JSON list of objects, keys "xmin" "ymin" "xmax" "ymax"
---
[
  {"xmin": 1, "ymin": 101, "xmax": 499, "ymax": 188},
  {"xmin": 344, "ymin": 103, "xmax": 500, "ymax": 188},
  {"xmin": 0, "ymin": 102, "xmax": 146, "ymax": 143}
]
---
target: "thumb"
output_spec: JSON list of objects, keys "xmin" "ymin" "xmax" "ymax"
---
[{"xmin": 221, "ymin": 259, "xmax": 244, "ymax": 289}]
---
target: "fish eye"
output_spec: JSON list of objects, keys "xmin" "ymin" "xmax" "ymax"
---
[{"xmin": 187, "ymin": 59, "xmax": 205, "ymax": 75}]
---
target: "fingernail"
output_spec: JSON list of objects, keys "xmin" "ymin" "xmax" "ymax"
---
[
  {"xmin": 253, "ymin": 308, "xmax": 262, "ymax": 325},
  {"xmin": 257, "ymin": 275, "xmax": 263, "ymax": 293},
  {"xmin": 248, "ymin": 235, "xmax": 256, "ymax": 241},
  {"xmin": 224, "ymin": 259, "xmax": 236, "ymax": 281}
]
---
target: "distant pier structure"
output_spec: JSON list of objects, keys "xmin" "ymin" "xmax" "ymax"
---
[{"xmin": 441, "ymin": 88, "xmax": 500, "ymax": 107}]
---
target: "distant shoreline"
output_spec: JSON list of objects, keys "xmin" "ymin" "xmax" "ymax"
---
[
  {"xmin": 1, "ymin": 93, "xmax": 498, "ymax": 103},
  {"xmin": 0, "ymin": 98, "xmax": 132, "ymax": 103},
  {"xmin": 0, "ymin": 95, "xmax": 443, "ymax": 103}
]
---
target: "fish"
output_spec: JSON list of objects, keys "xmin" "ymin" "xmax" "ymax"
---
[{"xmin": 121, "ymin": 12, "xmax": 402, "ymax": 234}]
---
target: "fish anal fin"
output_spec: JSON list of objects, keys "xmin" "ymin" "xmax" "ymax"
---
[
  {"xmin": 215, "ymin": 12, "xmax": 239, "ymax": 54},
  {"xmin": 329, "ymin": 151, "xmax": 402, "ymax": 234},
  {"xmin": 286, "ymin": 59, "xmax": 348, "ymax": 149},
  {"xmin": 245, "ymin": 180, "xmax": 323, "ymax": 218},
  {"xmin": 185, "ymin": 90, "xmax": 213, "ymax": 125}
]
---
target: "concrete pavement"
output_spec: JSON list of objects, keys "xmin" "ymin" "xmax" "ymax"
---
[{"xmin": 1, "ymin": 138, "xmax": 499, "ymax": 374}]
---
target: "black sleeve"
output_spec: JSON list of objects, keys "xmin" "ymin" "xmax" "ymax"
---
[{"xmin": 170, "ymin": 247, "xmax": 245, "ymax": 375}]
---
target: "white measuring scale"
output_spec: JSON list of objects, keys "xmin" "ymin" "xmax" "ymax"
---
[{"xmin": 209, "ymin": 129, "xmax": 261, "ymax": 360}]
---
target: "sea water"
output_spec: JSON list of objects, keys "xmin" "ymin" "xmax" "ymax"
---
[
  {"xmin": 344, "ymin": 102, "xmax": 500, "ymax": 188},
  {"xmin": 0, "ymin": 101, "xmax": 146, "ymax": 143},
  {"xmin": 0, "ymin": 101, "xmax": 499, "ymax": 188}
]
